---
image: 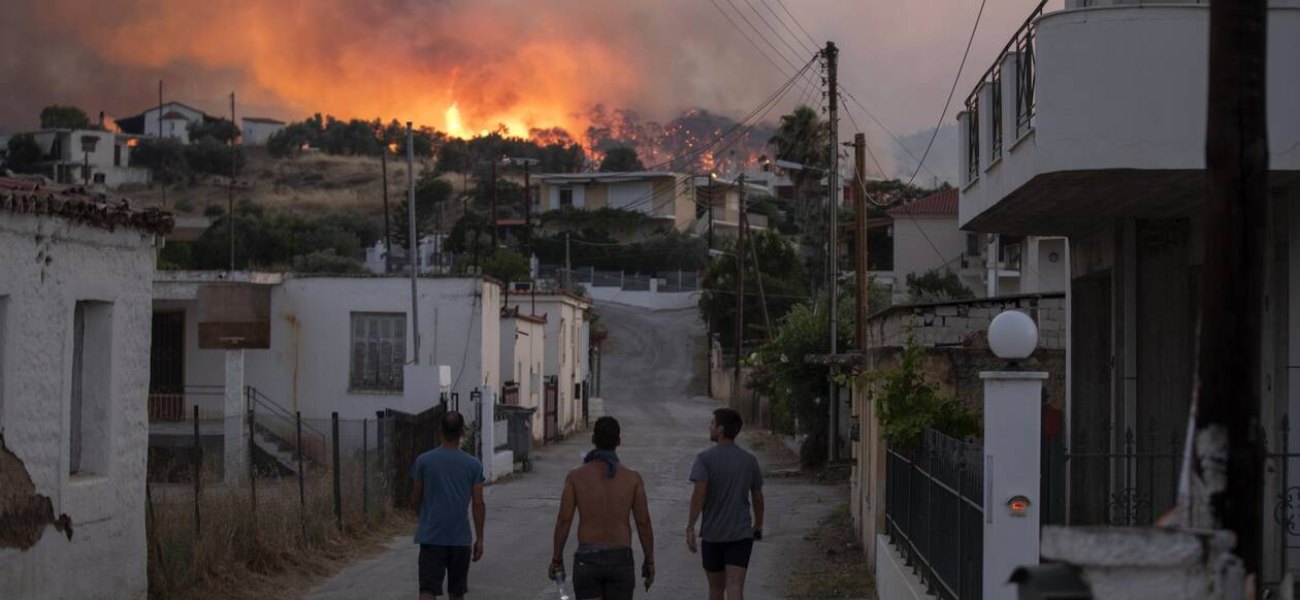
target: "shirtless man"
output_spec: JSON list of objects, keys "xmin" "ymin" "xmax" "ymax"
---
[{"xmin": 550, "ymin": 417, "xmax": 655, "ymax": 600}]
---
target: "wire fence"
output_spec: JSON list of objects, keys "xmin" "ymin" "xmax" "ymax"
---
[{"xmin": 146, "ymin": 406, "xmax": 395, "ymax": 596}]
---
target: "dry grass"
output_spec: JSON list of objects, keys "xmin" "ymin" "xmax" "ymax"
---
[
  {"xmin": 124, "ymin": 151, "xmax": 467, "ymax": 217},
  {"xmin": 785, "ymin": 503, "xmax": 878, "ymax": 600},
  {"xmin": 147, "ymin": 463, "xmax": 408, "ymax": 600}
]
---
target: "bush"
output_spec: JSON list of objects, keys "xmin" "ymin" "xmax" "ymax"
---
[
  {"xmin": 864, "ymin": 327, "xmax": 981, "ymax": 447},
  {"xmin": 481, "ymin": 249, "xmax": 530, "ymax": 283},
  {"xmin": 203, "ymin": 204, "xmax": 226, "ymax": 218},
  {"xmin": 4, "ymin": 134, "xmax": 42, "ymax": 173},
  {"xmin": 292, "ymin": 249, "xmax": 366, "ymax": 273}
]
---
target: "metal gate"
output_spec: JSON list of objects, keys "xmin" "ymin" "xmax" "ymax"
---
[
  {"xmin": 544, "ymin": 376, "xmax": 559, "ymax": 442},
  {"xmin": 383, "ymin": 404, "xmax": 446, "ymax": 507}
]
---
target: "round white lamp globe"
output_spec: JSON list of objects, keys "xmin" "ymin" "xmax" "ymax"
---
[{"xmin": 988, "ymin": 310, "xmax": 1039, "ymax": 361}]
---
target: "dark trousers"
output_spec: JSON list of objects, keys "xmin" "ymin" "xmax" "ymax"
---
[{"xmin": 573, "ymin": 547, "xmax": 635, "ymax": 600}]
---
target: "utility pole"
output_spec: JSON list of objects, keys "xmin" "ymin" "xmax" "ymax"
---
[
  {"xmin": 407, "ymin": 122, "xmax": 421, "ymax": 363},
  {"xmin": 853, "ymin": 132, "xmax": 868, "ymax": 351},
  {"xmin": 1196, "ymin": 0, "xmax": 1266, "ymax": 576},
  {"xmin": 523, "ymin": 161, "xmax": 532, "ymax": 228},
  {"xmin": 159, "ymin": 80, "xmax": 166, "ymax": 209},
  {"xmin": 565, "ymin": 232, "xmax": 572, "ymax": 290},
  {"xmin": 824, "ymin": 41, "xmax": 841, "ymax": 462},
  {"xmin": 229, "ymin": 92, "xmax": 236, "ymax": 272},
  {"xmin": 380, "ymin": 137, "xmax": 391, "ymax": 273},
  {"xmin": 708, "ymin": 174, "xmax": 715, "ymax": 250},
  {"xmin": 733, "ymin": 182, "xmax": 746, "ymax": 415},
  {"xmin": 490, "ymin": 160, "xmax": 499, "ymax": 248},
  {"xmin": 740, "ymin": 174, "xmax": 771, "ymax": 335}
]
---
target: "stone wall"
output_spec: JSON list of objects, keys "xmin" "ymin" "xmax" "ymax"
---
[{"xmin": 867, "ymin": 293, "xmax": 1066, "ymax": 351}]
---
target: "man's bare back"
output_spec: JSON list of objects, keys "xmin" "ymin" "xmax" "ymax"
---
[{"xmin": 566, "ymin": 461, "xmax": 645, "ymax": 547}]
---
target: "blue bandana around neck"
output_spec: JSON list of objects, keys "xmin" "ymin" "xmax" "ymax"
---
[{"xmin": 584, "ymin": 449, "xmax": 620, "ymax": 479}]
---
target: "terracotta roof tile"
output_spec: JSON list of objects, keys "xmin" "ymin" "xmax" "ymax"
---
[
  {"xmin": 886, "ymin": 188, "xmax": 958, "ymax": 216},
  {"xmin": 1, "ymin": 186, "xmax": 173, "ymax": 235}
]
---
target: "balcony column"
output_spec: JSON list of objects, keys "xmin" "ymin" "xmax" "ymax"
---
[
  {"xmin": 977, "ymin": 82, "xmax": 995, "ymax": 173},
  {"xmin": 958, "ymin": 110, "xmax": 974, "ymax": 187},
  {"xmin": 1000, "ymin": 53, "xmax": 1020, "ymax": 147}
]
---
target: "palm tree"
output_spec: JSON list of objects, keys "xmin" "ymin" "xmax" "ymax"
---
[{"xmin": 768, "ymin": 105, "xmax": 829, "ymax": 225}]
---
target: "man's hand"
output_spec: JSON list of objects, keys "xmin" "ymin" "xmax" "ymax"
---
[
  {"xmin": 473, "ymin": 539, "xmax": 484, "ymax": 562},
  {"xmin": 548, "ymin": 558, "xmax": 565, "ymax": 581},
  {"xmin": 686, "ymin": 528, "xmax": 698, "ymax": 554},
  {"xmin": 642, "ymin": 561, "xmax": 655, "ymax": 591},
  {"xmin": 754, "ymin": 529, "xmax": 763, "ymax": 541}
]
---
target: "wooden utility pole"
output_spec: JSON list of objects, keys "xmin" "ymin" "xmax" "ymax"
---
[
  {"xmin": 853, "ymin": 132, "xmax": 869, "ymax": 351},
  {"xmin": 228, "ymin": 92, "xmax": 236, "ymax": 271},
  {"xmin": 740, "ymin": 175, "xmax": 771, "ymax": 336},
  {"xmin": 1196, "ymin": 0, "xmax": 1267, "ymax": 576},
  {"xmin": 490, "ymin": 160, "xmax": 499, "ymax": 248},
  {"xmin": 825, "ymin": 41, "xmax": 841, "ymax": 462},
  {"xmin": 523, "ymin": 161, "xmax": 532, "ymax": 228},
  {"xmin": 159, "ymin": 80, "xmax": 166, "ymax": 209},
  {"xmin": 380, "ymin": 139, "xmax": 392, "ymax": 273},
  {"xmin": 407, "ymin": 122, "xmax": 421, "ymax": 362}
]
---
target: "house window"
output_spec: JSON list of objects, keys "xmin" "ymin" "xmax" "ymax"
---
[
  {"xmin": 70, "ymin": 301, "xmax": 113, "ymax": 476},
  {"xmin": 114, "ymin": 145, "xmax": 122, "ymax": 167},
  {"xmin": 967, "ymin": 233, "xmax": 982, "ymax": 256},
  {"xmin": 350, "ymin": 312, "xmax": 406, "ymax": 393},
  {"xmin": 559, "ymin": 188, "xmax": 574, "ymax": 208}
]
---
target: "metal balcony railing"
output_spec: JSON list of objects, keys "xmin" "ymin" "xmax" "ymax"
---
[{"xmin": 966, "ymin": 0, "xmax": 1048, "ymax": 158}]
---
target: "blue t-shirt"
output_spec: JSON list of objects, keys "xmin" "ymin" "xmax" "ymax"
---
[{"xmin": 410, "ymin": 447, "xmax": 485, "ymax": 546}]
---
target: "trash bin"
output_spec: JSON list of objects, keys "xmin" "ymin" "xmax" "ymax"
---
[{"xmin": 495, "ymin": 405, "xmax": 537, "ymax": 467}]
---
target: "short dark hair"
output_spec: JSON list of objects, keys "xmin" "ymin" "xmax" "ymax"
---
[
  {"xmin": 441, "ymin": 411, "xmax": 466, "ymax": 440},
  {"xmin": 713, "ymin": 408, "xmax": 743, "ymax": 439},
  {"xmin": 592, "ymin": 416, "xmax": 620, "ymax": 451}
]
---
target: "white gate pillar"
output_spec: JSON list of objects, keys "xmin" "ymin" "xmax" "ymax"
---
[
  {"xmin": 224, "ymin": 349, "xmax": 247, "ymax": 484},
  {"xmin": 982, "ymin": 311, "xmax": 1045, "ymax": 600}
]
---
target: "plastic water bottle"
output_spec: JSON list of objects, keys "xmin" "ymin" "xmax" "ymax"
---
[{"xmin": 554, "ymin": 573, "xmax": 571, "ymax": 600}]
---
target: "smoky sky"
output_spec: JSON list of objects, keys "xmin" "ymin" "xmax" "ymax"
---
[{"xmin": 1, "ymin": 0, "xmax": 1047, "ymax": 179}]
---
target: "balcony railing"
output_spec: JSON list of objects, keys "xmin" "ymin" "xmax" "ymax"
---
[
  {"xmin": 965, "ymin": 94, "xmax": 980, "ymax": 182},
  {"xmin": 966, "ymin": 0, "xmax": 1048, "ymax": 155}
]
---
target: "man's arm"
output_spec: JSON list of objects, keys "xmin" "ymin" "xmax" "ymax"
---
[
  {"xmin": 552, "ymin": 475, "xmax": 577, "ymax": 563},
  {"xmin": 686, "ymin": 481, "xmax": 707, "ymax": 553},
  {"xmin": 471, "ymin": 483, "xmax": 486, "ymax": 561},
  {"xmin": 751, "ymin": 486, "xmax": 765, "ymax": 538},
  {"xmin": 632, "ymin": 475, "xmax": 655, "ymax": 563}
]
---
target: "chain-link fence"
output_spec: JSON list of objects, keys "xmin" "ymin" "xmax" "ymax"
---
[{"xmin": 146, "ymin": 406, "xmax": 394, "ymax": 596}]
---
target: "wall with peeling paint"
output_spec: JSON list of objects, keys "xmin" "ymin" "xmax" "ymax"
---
[{"xmin": 0, "ymin": 212, "xmax": 156, "ymax": 599}]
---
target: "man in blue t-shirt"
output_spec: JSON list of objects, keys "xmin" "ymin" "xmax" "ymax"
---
[
  {"xmin": 686, "ymin": 408, "xmax": 765, "ymax": 600},
  {"xmin": 410, "ymin": 411, "xmax": 486, "ymax": 600}
]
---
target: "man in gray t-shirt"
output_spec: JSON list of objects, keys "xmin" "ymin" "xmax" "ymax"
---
[{"xmin": 686, "ymin": 408, "xmax": 765, "ymax": 600}]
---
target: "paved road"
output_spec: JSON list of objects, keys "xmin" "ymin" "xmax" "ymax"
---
[{"xmin": 306, "ymin": 304, "xmax": 841, "ymax": 600}]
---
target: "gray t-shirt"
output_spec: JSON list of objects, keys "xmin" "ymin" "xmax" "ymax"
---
[{"xmin": 689, "ymin": 443, "xmax": 764, "ymax": 542}]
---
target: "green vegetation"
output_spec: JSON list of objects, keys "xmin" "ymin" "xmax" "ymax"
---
[
  {"xmin": 905, "ymin": 268, "xmax": 974, "ymax": 303},
  {"xmin": 267, "ymin": 115, "xmax": 435, "ymax": 158},
  {"xmin": 862, "ymin": 328, "xmax": 981, "ymax": 446},
  {"xmin": 39, "ymin": 104, "xmax": 90, "ymax": 129},
  {"xmin": 481, "ymin": 249, "xmax": 531, "ymax": 283},
  {"xmin": 393, "ymin": 173, "xmax": 455, "ymax": 250},
  {"xmin": 132, "ymin": 136, "xmax": 245, "ymax": 182},
  {"xmin": 599, "ymin": 146, "xmax": 644, "ymax": 172},
  {"xmin": 187, "ymin": 118, "xmax": 239, "ymax": 144},
  {"xmin": 435, "ymin": 134, "xmax": 585, "ymax": 175},
  {"xmin": 4, "ymin": 134, "xmax": 42, "ymax": 173},
  {"xmin": 698, "ymin": 229, "xmax": 808, "ymax": 344},
  {"xmin": 160, "ymin": 200, "xmax": 379, "ymax": 271}
]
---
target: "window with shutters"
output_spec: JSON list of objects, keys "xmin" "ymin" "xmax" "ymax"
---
[{"xmin": 349, "ymin": 312, "xmax": 406, "ymax": 393}]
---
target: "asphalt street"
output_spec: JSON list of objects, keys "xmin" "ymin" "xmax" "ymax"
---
[{"xmin": 306, "ymin": 303, "xmax": 841, "ymax": 600}]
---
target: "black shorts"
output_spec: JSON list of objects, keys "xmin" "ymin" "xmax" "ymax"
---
[
  {"xmin": 419, "ymin": 544, "xmax": 471, "ymax": 596},
  {"xmin": 701, "ymin": 539, "xmax": 754, "ymax": 573},
  {"xmin": 574, "ymin": 547, "xmax": 635, "ymax": 600}
]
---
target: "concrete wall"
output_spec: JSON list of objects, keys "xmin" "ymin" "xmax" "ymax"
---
[
  {"xmin": 240, "ymin": 121, "xmax": 284, "ymax": 146},
  {"xmin": 867, "ymin": 293, "xmax": 1067, "ymax": 351},
  {"xmin": 891, "ymin": 214, "xmax": 970, "ymax": 300},
  {"xmin": 874, "ymin": 536, "xmax": 938, "ymax": 600},
  {"xmin": 227, "ymin": 276, "xmax": 500, "ymax": 421},
  {"xmin": 0, "ymin": 212, "xmax": 158, "ymax": 599},
  {"xmin": 960, "ymin": 5, "xmax": 1300, "ymax": 227},
  {"xmin": 531, "ymin": 295, "xmax": 590, "ymax": 435},
  {"xmin": 586, "ymin": 287, "xmax": 701, "ymax": 311}
]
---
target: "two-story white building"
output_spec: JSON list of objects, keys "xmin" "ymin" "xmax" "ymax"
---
[
  {"xmin": 954, "ymin": 0, "xmax": 1300, "ymax": 588},
  {"xmin": 536, "ymin": 172, "xmax": 697, "ymax": 235},
  {"xmin": 0, "ymin": 185, "xmax": 170, "ymax": 599},
  {"xmin": 116, "ymin": 101, "xmax": 208, "ymax": 144},
  {"xmin": 24, "ymin": 129, "xmax": 151, "ymax": 189}
]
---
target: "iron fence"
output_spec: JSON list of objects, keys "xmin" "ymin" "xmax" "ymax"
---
[
  {"xmin": 1264, "ymin": 416, "xmax": 1300, "ymax": 597},
  {"xmin": 885, "ymin": 429, "xmax": 984, "ymax": 600},
  {"xmin": 1042, "ymin": 423, "xmax": 1182, "ymax": 528}
]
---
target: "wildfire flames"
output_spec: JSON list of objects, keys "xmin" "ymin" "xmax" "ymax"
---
[{"xmin": 9, "ymin": 0, "xmax": 804, "ymax": 171}]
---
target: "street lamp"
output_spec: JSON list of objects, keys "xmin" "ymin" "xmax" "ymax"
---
[{"xmin": 988, "ymin": 310, "xmax": 1039, "ymax": 366}]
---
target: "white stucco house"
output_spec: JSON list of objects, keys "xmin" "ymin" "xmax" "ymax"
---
[
  {"xmin": 240, "ymin": 117, "xmax": 285, "ymax": 146},
  {"xmin": 536, "ymin": 172, "xmax": 697, "ymax": 233},
  {"xmin": 885, "ymin": 188, "xmax": 1066, "ymax": 303},
  {"xmin": 528, "ymin": 293, "xmax": 591, "ymax": 440},
  {"xmin": 0, "ymin": 184, "xmax": 171, "ymax": 599},
  {"xmin": 116, "ymin": 101, "xmax": 207, "ymax": 144},
  {"xmin": 23, "ymin": 129, "xmax": 151, "ymax": 189},
  {"xmin": 930, "ymin": 0, "xmax": 1300, "ymax": 593},
  {"xmin": 499, "ymin": 307, "xmax": 547, "ymax": 442}
]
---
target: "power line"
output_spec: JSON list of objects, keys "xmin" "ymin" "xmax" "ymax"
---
[
  {"xmin": 902, "ymin": 0, "xmax": 988, "ymax": 187},
  {"xmin": 838, "ymin": 86, "xmax": 940, "ymax": 181},
  {"xmin": 760, "ymin": 0, "xmax": 818, "ymax": 54},
  {"xmin": 707, "ymin": 0, "xmax": 819, "ymax": 99},
  {"xmin": 771, "ymin": 0, "xmax": 819, "ymax": 49}
]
